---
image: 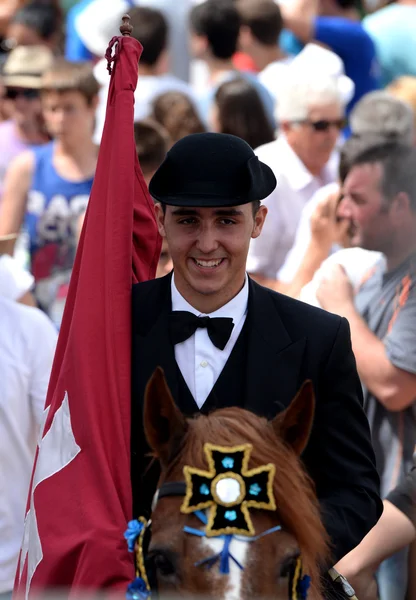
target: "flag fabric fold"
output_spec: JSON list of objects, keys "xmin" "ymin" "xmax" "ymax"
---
[{"xmin": 14, "ymin": 32, "xmax": 161, "ymax": 598}]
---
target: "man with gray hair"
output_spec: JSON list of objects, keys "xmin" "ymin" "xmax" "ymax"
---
[
  {"xmin": 350, "ymin": 90, "xmax": 415, "ymax": 147},
  {"xmin": 247, "ymin": 73, "xmax": 344, "ymax": 283}
]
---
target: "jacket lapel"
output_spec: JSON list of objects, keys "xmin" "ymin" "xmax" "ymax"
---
[
  {"xmin": 132, "ymin": 274, "xmax": 179, "ymax": 409},
  {"xmin": 245, "ymin": 279, "xmax": 306, "ymax": 418}
]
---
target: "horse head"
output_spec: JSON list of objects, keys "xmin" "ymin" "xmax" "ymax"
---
[{"xmin": 140, "ymin": 367, "xmax": 329, "ymax": 599}]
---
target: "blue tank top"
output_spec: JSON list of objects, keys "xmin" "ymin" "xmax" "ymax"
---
[{"xmin": 24, "ymin": 142, "xmax": 93, "ymax": 309}]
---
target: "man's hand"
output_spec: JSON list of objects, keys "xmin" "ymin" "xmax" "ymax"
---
[
  {"xmin": 310, "ymin": 190, "xmax": 351, "ymax": 252},
  {"xmin": 316, "ymin": 263, "xmax": 355, "ymax": 315}
]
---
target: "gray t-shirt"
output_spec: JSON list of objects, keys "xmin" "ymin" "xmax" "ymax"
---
[{"xmin": 355, "ymin": 253, "xmax": 416, "ymax": 498}]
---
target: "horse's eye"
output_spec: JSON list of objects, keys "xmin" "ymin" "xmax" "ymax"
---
[
  {"xmin": 149, "ymin": 549, "xmax": 177, "ymax": 579},
  {"xmin": 279, "ymin": 552, "xmax": 300, "ymax": 578}
]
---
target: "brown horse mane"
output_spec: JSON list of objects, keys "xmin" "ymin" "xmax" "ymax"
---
[{"xmin": 166, "ymin": 406, "xmax": 330, "ymax": 592}]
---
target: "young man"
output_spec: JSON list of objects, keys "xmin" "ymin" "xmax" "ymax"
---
[
  {"xmin": 189, "ymin": 0, "xmax": 275, "ymax": 127},
  {"xmin": 0, "ymin": 59, "xmax": 99, "ymax": 318},
  {"xmin": 236, "ymin": 0, "xmax": 292, "ymax": 101},
  {"xmin": 93, "ymin": 6, "xmax": 194, "ymax": 144},
  {"xmin": 131, "ymin": 132, "xmax": 382, "ymax": 578}
]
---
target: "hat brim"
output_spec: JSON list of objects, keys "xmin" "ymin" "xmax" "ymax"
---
[
  {"xmin": 151, "ymin": 194, "xmax": 261, "ymax": 208},
  {"xmin": 2, "ymin": 75, "xmax": 42, "ymax": 89}
]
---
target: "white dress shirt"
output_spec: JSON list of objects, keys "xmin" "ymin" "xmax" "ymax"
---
[
  {"xmin": 171, "ymin": 275, "xmax": 249, "ymax": 409},
  {"xmin": 0, "ymin": 297, "xmax": 57, "ymax": 592},
  {"xmin": 247, "ymin": 135, "xmax": 339, "ymax": 279}
]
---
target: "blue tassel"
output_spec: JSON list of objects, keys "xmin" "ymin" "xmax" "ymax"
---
[
  {"xmin": 126, "ymin": 577, "xmax": 150, "ymax": 599},
  {"xmin": 219, "ymin": 535, "xmax": 232, "ymax": 574},
  {"xmin": 297, "ymin": 574, "xmax": 311, "ymax": 599},
  {"xmin": 124, "ymin": 520, "xmax": 144, "ymax": 552}
]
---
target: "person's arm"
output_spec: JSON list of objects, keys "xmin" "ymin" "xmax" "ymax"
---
[
  {"xmin": 317, "ymin": 266, "xmax": 416, "ymax": 411},
  {"xmin": 335, "ymin": 499, "xmax": 415, "ymax": 599},
  {"xmin": 0, "ymin": 151, "xmax": 34, "ymax": 255},
  {"xmin": 303, "ymin": 316, "xmax": 382, "ymax": 563}
]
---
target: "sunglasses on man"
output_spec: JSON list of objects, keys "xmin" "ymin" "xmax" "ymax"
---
[
  {"xmin": 294, "ymin": 118, "xmax": 347, "ymax": 132},
  {"xmin": 4, "ymin": 87, "xmax": 40, "ymax": 100}
]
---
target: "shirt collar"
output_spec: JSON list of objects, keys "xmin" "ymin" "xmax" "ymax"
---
[
  {"xmin": 171, "ymin": 274, "xmax": 249, "ymax": 324},
  {"xmin": 274, "ymin": 135, "xmax": 339, "ymax": 192}
]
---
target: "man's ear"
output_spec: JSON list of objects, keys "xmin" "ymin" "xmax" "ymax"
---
[
  {"xmin": 252, "ymin": 204, "xmax": 268, "ymax": 239},
  {"xmin": 271, "ymin": 380, "xmax": 315, "ymax": 456},
  {"xmin": 391, "ymin": 192, "xmax": 411, "ymax": 224},
  {"xmin": 154, "ymin": 202, "xmax": 167, "ymax": 237},
  {"xmin": 143, "ymin": 367, "xmax": 188, "ymax": 466}
]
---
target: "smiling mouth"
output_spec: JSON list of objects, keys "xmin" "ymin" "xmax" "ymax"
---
[{"xmin": 191, "ymin": 258, "xmax": 225, "ymax": 269}]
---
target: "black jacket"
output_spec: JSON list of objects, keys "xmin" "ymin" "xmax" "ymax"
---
[{"xmin": 131, "ymin": 274, "xmax": 382, "ymax": 563}]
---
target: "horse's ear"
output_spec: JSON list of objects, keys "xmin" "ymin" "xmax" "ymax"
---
[
  {"xmin": 144, "ymin": 367, "xmax": 188, "ymax": 465},
  {"xmin": 271, "ymin": 380, "xmax": 315, "ymax": 456}
]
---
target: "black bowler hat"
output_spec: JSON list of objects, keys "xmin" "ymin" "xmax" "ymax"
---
[{"xmin": 148, "ymin": 132, "xmax": 277, "ymax": 207}]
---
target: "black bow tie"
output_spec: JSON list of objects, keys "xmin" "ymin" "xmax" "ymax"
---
[{"xmin": 169, "ymin": 311, "xmax": 234, "ymax": 350}]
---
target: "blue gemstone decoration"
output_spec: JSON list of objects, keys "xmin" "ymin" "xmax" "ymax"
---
[
  {"xmin": 249, "ymin": 483, "xmax": 261, "ymax": 496},
  {"xmin": 199, "ymin": 483, "xmax": 210, "ymax": 496},
  {"xmin": 222, "ymin": 457, "xmax": 234, "ymax": 469},
  {"xmin": 224, "ymin": 510, "xmax": 237, "ymax": 521},
  {"xmin": 126, "ymin": 577, "xmax": 150, "ymax": 599}
]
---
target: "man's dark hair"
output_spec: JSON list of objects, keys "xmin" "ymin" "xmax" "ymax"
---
[
  {"xmin": 335, "ymin": 0, "xmax": 358, "ymax": 8},
  {"xmin": 190, "ymin": 0, "xmax": 241, "ymax": 60},
  {"xmin": 11, "ymin": 1, "xmax": 62, "ymax": 41},
  {"xmin": 134, "ymin": 119, "xmax": 170, "ymax": 176},
  {"xmin": 237, "ymin": 0, "xmax": 283, "ymax": 46},
  {"xmin": 349, "ymin": 142, "xmax": 416, "ymax": 211},
  {"xmin": 129, "ymin": 7, "xmax": 168, "ymax": 67}
]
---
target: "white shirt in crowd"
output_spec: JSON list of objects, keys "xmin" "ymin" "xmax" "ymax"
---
[
  {"xmin": 247, "ymin": 135, "xmax": 339, "ymax": 279},
  {"xmin": 299, "ymin": 247, "xmax": 384, "ymax": 308},
  {"xmin": 258, "ymin": 56, "xmax": 293, "ymax": 101},
  {"xmin": 171, "ymin": 274, "xmax": 248, "ymax": 409},
  {"xmin": 93, "ymin": 62, "xmax": 196, "ymax": 144},
  {"xmin": 0, "ymin": 297, "xmax": 57, "ymax": 593},
  {"xmin": 0, "ymin": 254, "xmax": 34, "ymax": 301},
  {"xmin": 278, "ymin": 182, "xmax": 341, "ymax": 283}
]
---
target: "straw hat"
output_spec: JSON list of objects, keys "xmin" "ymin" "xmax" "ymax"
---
[{"xmin": 2, "ymin": 45, "xmax": 54, "ymax": 89}]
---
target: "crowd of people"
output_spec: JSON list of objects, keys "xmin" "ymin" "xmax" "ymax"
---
[{"xmin": 0, "ymin": 0, "xmax": 416, "ymax": 599}]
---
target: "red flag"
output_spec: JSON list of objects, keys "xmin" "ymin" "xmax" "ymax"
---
[{"xmin": 14, "ymin": 30, "xmax": 161, "ymax": 598}]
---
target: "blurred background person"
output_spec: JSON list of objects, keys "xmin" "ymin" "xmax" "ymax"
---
[
  {"xmin": 281, "ymin": 0, "xmax": 380, "ymax": 115},
  {"xmin": 0, "ymin": 59, "xmax": 99, "ymax": 322},
  {"xmin": 276, "ymin": 91, "xmax": 415, "ymax": 293},
  {"xmin": 151, "ymin": 90, "xmax": 205, "ymax": 144},
  {"xmin": 317, "ymin": 143, "xmax": 416, "ymax": 600},
  {"xmin": 210, "ymin": 77, "xmax": 275, "ymax": 149},
  {"xmin": 247, "ymin": 72, "xmax": 345, "ymax": 283},
  {"xmin": 236, "ymin": 0, "xmax": 292, "ymax": 101},
  {"xmin": 189, "ymin": 0, "xmax": 275, "ymax": 127},
  {"xmin": 0, "ymin": 293, "xmax": 57, "ymax": 600},
  {"xmin": 0, "ymin": 45, "xmax": 52, "ymax": 205},
  {"xmin": 5, "ymin": 0, "xmax": 62, "ymax": 54},
  {"xmin": 363, "ymin": 0, "xmax": 416, "ymax": 87},
  {"xmin": 93, "ymin": 5, "xmax": 195, "ymax": 145}
]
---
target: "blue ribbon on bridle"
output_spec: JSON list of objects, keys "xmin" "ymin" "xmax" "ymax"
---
[{"xmin": 184, "ymin": 510, "xmax": 282, "ymax": 575}]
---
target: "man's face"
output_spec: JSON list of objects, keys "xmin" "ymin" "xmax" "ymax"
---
[
  {"xmin": 284, "ymin": 103, "xmax": 343, "ymax": 174},
  {"xmin": 4, "ymin": 86, "xmax": 42, "ymax": 127},
  {"xmin": 42, "ymin": 90, "xmax": 97, "ymax": 142},
  {"xmin": 337, "ymin": 163, "xmax": 395, "ymax": 252},
  {"xmin": 155, "ymin": 203, "xmax": 267, "ymax": 307}
]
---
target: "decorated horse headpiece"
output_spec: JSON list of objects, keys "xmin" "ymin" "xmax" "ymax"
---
[{"xmin": 124, "ymin": 442, "xmax": 311, "ymax": 600}]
